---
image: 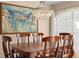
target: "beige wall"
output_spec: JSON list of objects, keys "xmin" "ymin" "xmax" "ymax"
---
[
  {"xmin": 38, "ymin": 16, "xmax": 50, "ymax": 37},
  {"xmin": 0, "ymin": 35, "xmax": 4, "ymax": 57}
]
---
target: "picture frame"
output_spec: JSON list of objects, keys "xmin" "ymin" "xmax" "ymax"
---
[{"xmin": 0, "ymin": 2, "xmax": 38, "ymax": 34}]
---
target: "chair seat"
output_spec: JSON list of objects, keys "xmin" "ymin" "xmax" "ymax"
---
[
  {"xmin": 63, "ymin": 54, "xmax": 70, "ymax": 58},
  {"xmin": 63, "ymin": 53, "xmax": 72, "ymax": 58},
  {"xmin": 49, "ymin": 53, "xmax": 56, "ymax": 58}
]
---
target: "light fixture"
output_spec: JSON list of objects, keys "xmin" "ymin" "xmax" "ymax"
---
[{"xmin": 32, "ymin": 1, "xmax": 53, "ymax": 18}]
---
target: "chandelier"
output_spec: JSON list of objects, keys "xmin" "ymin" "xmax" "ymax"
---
[{"xmin": 32, "ymin": 1, "xmax": 53, "ymax": 18}]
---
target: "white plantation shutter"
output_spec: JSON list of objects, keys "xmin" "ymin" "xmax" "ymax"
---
[{"xmin": 51, "ymin": 6, "xmax": 79, "ymax": 55}]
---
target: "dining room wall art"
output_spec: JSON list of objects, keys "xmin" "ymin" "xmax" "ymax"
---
[{"xmin": 0, "ymin": 3, "xmax": 38, "ymax": 34}]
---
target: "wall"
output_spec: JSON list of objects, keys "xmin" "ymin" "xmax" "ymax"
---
[
  {"xmin": 38, "ymin": 16, "xmax": 50, "ymax": 37},
  {"xmin": 0, "ymin": 35, "xmax": 4, "ymax": 57}
]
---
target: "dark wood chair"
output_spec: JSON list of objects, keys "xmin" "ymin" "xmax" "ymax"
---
[
  {"xmin": 33, "ymin": 33, "xmax": 44, "ymax": 57},
  {"xmin": 17, "ymin": 33, "xmax": 30, "ymax": 57},
  {"xmin": 19, "ymin": 32, "xmax": 44, "ymax": 44},
  {"xmin": 2, "ymin": 36, "xmax": 12, "ymax": 58},
  {"xmin": 19, "ymin": 32, "xmax": 30, "ymax": 44},
  {"xmin": 57, "ymin": 33, "xmax": 71, "ymax": 57},
  {"xmin": 49, "ymin": 36, "xmax": 60, "ymax": 58},
  {"xmin": 57, "ymin": 34, "xmax": 74, "ymax": 58},
  {"xmin": 62, "ymin": 35, "xmax": 74, "ymax": 58},
  {"xmin": 36, "ymin": 36, "xmax": 60, "ymax": 58},
  {"xmin": 32, "ymin": 32, "xmax": 44, "ymax": 44}
]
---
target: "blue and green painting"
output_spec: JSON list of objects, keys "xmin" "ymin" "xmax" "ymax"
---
[{"xmin": 2, "ymin": 4, "xmax": 37, "ymax": 33}]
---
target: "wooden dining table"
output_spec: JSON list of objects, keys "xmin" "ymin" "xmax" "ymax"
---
[{"xmin": 11, "ymin": 42, "xmax": 45, "ymax": 58}]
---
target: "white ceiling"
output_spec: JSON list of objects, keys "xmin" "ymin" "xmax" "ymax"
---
[
  {"xmin": 46, "ymin": 1, "xmax": 66, "ymax": 5},
  {"xmin": 2, "ymin": 1, "xmax": 66, "ymax": 8}
]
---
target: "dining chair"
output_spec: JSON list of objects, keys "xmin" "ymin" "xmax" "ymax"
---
[
  {"xmin": 57, "ymin": 34, "xmax": 74, "ymax": 58},
  {"xmin": 16, "ymin": 33, "xmax": 31, "ymax": 58},
  {"xmin": 32, "ymin": 33, "xmax": 44, "ymax": 57},
  {"xmin": 62, "ymin": 35, "xmax": 74, "ymax": 58},
  {"xmin": 57, "ymin": 33, "xmax": 71, "ymax": 57},
  {"xmin": 37, "ymin": 36, "xmax": 60, "ymax": 58},
  {"xmin": 2, "ymin": 36, "xmax": 12, "ymax": 58},
  {"xmin": 19, "ymin": 32, "xmax": 30, "ymax": 44},
  {"xmin": 49, "ymin": 36, "xmax": 60, "ymax": 58},
  {"xmin": 19, "ymin": 32, "xmax": 44, "ymax": 44},
  {"xmin": 32, "ymin": 33, "xmax": 44, "ymax": 44}
]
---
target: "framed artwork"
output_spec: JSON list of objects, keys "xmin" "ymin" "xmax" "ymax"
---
[{"xmin": 0, "ymin": 3, "xmax": 38, "ymax": 34}]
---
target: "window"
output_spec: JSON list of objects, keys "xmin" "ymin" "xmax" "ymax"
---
[
  {"xmin": 51, "ymin": 6, "xmax": 79, "ymax": 54},
  {"xmin": 55, "ymin": 9, "xmax": 73, "ymax": 34}
]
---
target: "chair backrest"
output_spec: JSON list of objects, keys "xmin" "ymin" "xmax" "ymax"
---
[
  {"xmin": 63, "ymin": 35, "xmax": 73, "ymax": 50},
  {"xmin": 42, "ymin": 36, "xmax": 60, "ymax": 57},
  {"xmin": 19, "ymin": 33, "xmax": 30, "ymax": 37},
  {"xmin": 2, "ymin": 36, "xmax": 12, "ymax": 58},
  {"xmin": 32, "ymin": 33, "xmax": 44, "ymax": 44},
  {"xmin": 59, "ymin": 33, "xmax": 71, "ymax": 36},
  {"xmin": 37, "ymin": 33, "xmax": 44, "ymax": 36},
  {"xmin": 63, "ymin": 35, "xmax": 73, "ymax": 48},
  {"xmin": 59, "ymin": 33, "xmax": 71, "ymax": 41},
  {"xmin": 19, "ymin": 32, "xmax": 30, "ymax": 44},
  {"xmin": 19, "ymin": 32, "xmax": 44, "ymax": 44},
  {"xmin": 59, "ymin": 33, "xmax": 71, "ymax": 48}
]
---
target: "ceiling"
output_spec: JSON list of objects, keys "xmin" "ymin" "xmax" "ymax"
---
[
  {"xmin": 2, "ymin": 1, "xmax": 66, "ymax": 8},
  {"xmin": 46, "ymin": 1, "xmax": 66, "ymax": 5}
]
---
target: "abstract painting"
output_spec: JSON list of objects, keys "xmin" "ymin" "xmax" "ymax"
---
[{"xmin": 2, "ymin": 4, "xmax": 37, "ymax": 33}]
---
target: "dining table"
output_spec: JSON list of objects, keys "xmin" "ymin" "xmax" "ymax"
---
[{"xmin": 11, "ymin": 42, "xmax": 46, "ymax": 58}]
